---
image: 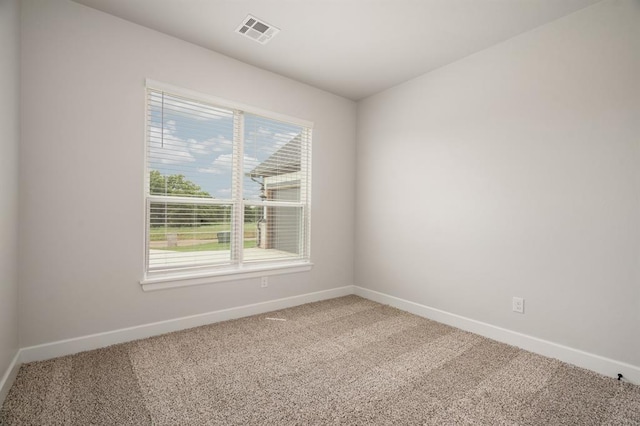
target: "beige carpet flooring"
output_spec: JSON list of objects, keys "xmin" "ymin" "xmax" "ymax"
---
[{"xmin": 1, "ymin": 295, "xmax": 639, "ymax": 425}]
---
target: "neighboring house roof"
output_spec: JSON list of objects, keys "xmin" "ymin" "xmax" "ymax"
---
[{"xmin": 247, "ymin": 135, "xmax": 301, "ymax": 178}]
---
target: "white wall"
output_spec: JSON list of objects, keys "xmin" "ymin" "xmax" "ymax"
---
[
  {"xmin": 19, "ymin": 0, "xmax": 356, "ymax": 347},
  {"xmin": 0, "ymin": 0, "xmax": 21, "ymax": 383},
  {"xmin": 356, "ymin": 0, "xmax": 640, "ymax": 367}
]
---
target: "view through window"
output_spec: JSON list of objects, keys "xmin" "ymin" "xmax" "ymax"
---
[{"xmin": 145, "ymin": 85, "xmax": 312, "ymax": 277}]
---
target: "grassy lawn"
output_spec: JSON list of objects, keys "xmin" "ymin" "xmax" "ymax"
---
[
  {"xmin": 150, "ymin": 223, "xmax": 258, "ymax": 241},
  {"xmin": 154, "ymin": 239, "xmax": 257, "ymax": 252}
]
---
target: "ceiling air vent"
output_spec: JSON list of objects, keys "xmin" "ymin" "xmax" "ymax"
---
[{"xmin": 236, "ymin": 15, "xmax": 280, "ymax": 45}]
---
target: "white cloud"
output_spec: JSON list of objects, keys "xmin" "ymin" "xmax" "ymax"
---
[
  {"xmin": 197, "ymin": 167, "xmax": 224, "ymax": 175},
  {"xmin": 197, "ymin": 154, "xmax": 260, "ymax": 175},
  {"xmin": 274, "ymin": 131, "xmax": 300, "ymax": 147},
  {"xmin": 243, "ymin": 155, "xmax": 261, "ymax": 171},
  {"xmin": 190, "ymin": 135, "xmax": 232, "ymax": 155},
  {"xmin": 188, "ymin": 138, "xmax": 208, "ymax": 155},
  {"xmin": 149, "ymin": 120, "xmax": 236, "ymax": 166},
  {"xmin": 148, "ymin": 122, "xmax": 195, "ymax": 165}
]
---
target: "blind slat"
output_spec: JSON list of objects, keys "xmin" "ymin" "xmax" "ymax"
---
[{"xmin": 146, "ymin": 87, "xmax": 311, "ymax": 275}]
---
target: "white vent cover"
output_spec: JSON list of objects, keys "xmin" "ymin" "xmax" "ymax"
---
[{"xmin": 236, "ymin": 15, "xmax": 280, "ymax": 45}]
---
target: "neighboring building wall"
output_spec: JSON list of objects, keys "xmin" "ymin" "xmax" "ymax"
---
[
  {"xmin": 0, "ymin": 0, "xmax": 21, "ymax": 399},
  {"xmin": 356, "ymin": 0, "xmax": 640, "ymax": 368},
  {"xmin": 19, "ymin": 0, "xmax": 357, "ymax": 347},
  {"xmin": 267, "ymin": 187, "xmax": 301, "ymax": 253},
  {"xmin": 264, "ymin": 172, "xmax": 301, "ymax": 253}
]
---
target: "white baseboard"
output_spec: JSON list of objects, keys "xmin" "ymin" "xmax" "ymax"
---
[
  {"xmin": 20, "ymin": 285, "xmax": 355, "ymax": 364},
  {"xmin": 0, "ymin": 351, "xmax": 21, "ymax": 406},
  {"xmin": 354, "ymin": 286, "xmax": 640, "ymax": 385},
  {"xmin": 9, "ymin": 284, "xmax": 639, "ymax": 392}
]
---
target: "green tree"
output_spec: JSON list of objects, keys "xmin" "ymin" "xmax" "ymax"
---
[
  {"xmin": 149, "ymin": 171, "xmax": 225, "ymax": 227},
  {"xmin": 244, "ymin": 205, "xmax": 263, "ymax": 223},
  {"xmin": 150, "ymin": 170, "xmax": 211, "ymax": 197}
]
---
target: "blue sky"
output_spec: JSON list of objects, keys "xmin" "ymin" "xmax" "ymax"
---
[{"xmin": 148, "ymin": 93, "xmax": 301, "ymax": 201}]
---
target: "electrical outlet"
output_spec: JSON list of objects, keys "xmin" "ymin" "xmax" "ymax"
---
[
  {"xmin": 260, "ymin": 277, "xmax": 268, "ymax": 288},
  {"xmin": 512, "ymin": 297, "xmax": 524, "ymax": 314}
]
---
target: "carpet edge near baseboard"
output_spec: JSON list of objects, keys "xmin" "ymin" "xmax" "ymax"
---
[
  {"xmin": 4, "ymin": 282, "xmax": 638, "ymax": 402},
  {"xmin": 0, "ymin": 350, "xmax": 20, "ymax": 407},
  {"xmin": 353, "ymin": 285, "xmax": 640, "ymax": 385},
  {"xmin": 17, "ymin": 285, "xmax": 355, "ymax": 364}
]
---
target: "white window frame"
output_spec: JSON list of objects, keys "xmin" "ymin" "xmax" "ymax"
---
[{"xmin": 141, "ymin": 80, "xmax": 313, "ymax": 291}]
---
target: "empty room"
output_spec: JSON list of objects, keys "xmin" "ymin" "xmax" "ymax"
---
[{"xmin": 1, "ymin": 0, "xmax": 639, "ymax": 424}]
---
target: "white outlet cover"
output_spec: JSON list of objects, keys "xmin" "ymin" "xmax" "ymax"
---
[{"xmin": 512, "ymin": 297, "xmax": 524, "ymax": 313}]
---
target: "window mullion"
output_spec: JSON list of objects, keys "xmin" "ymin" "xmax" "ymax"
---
[
  {"xmin": 300, "ymin": 128, "xmax": 312, "ymax": 259},
  {"xmin": 231, "ymin": 110, "xmax": 244, "ymax": 265}
]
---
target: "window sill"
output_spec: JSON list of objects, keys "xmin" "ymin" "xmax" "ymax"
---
[{"xmin": 140, "ymin": 262, "xmax": 313, "ymax": 292}]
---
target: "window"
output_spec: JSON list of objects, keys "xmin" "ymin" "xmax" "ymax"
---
[{"xmin": 144, "ymin": 81, "xmax": 312, "ymax": 285}]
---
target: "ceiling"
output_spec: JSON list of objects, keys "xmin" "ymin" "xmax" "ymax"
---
[{"xmin": 72, "ymin": 0, "xmax": 600, "ymax": 100}]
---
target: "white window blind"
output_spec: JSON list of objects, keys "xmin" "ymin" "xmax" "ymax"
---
[{"xmin": 145, "ymin": 85, "xmax": 312, "ymax": 279}]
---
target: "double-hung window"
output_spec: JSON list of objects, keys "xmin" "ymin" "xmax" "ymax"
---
[{"xmin": 143, "ymin": 81, "xmax": 312, "ymax": 286}]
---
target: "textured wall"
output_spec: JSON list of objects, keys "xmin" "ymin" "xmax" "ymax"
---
[
  {"xmin": 19, "ymin": 0, "xmax": 356, "ymax": 346},
  {"xmin": 356, "ymin": 0, "xmax": 640, "ymax": 366},
  {"xmin": 0, "ymin": 0, "xmax": 21, "ymax": 386}
]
